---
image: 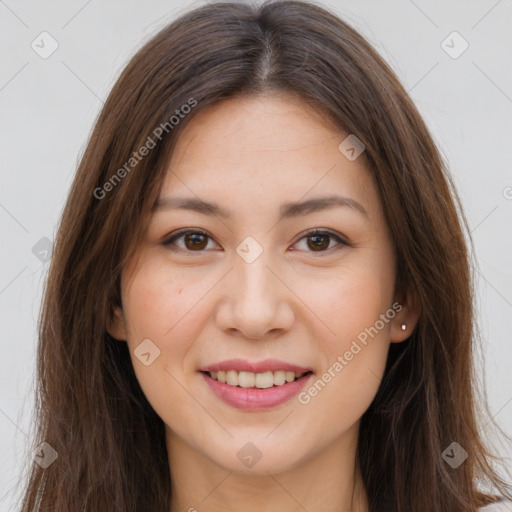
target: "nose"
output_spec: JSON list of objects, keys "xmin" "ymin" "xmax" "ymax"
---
[{"xmin": 214, "ymin": 251, "xmax": 295, "ymax": 340}]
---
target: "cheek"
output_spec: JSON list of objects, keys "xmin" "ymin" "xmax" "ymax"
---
[
  {"xmin": 119, "ymin": 263, "xmax": 210, "ymax": 428},
  {"xmin": 119, "ymin": 261, "xmax": 213, "ymax": 412},
  {"xmin": 303, "ymin": 254, "xmax": 394, "ymax": 346},
  {"xmin": 297, "ymin": 253, "xmax": 394, "ymax": 414},
  {"xmin": 122, "ymin": 260, "xmax": 206, "ymax": 344}
]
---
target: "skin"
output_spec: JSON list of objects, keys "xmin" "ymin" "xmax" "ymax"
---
[{"xmin": 108, "ymin": 92, "xmax": 420, "ymax": 512}]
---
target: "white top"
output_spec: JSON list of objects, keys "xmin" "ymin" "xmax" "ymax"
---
[{"xmin": 480, "ymin": 501, "xmax": 512, "ymax": 511}]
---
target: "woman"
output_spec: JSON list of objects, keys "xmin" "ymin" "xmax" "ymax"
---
[{"xmin": 20, "ymin": 1, "xmax": 512, "ymax": 511}]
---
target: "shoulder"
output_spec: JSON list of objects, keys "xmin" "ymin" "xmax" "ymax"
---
[{"xmin": 479, "ymin": 500, "xmax": 512, "ymax": 511}]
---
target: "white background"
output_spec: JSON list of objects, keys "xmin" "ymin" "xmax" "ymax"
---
[{"xmin": 1, "ymin": 0, "xmax": 511, "ymax": 509}]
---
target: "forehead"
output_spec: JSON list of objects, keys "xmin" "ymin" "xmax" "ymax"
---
[
  {"xmin": 158, "ymin": 93, "xmax": 378, "ymax": 219},
  {"xmin": 168, "ymin": 93, "xmax": 344, "ymax": 164}
]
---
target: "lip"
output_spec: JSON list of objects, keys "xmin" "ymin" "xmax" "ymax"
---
[
  {"xmin": 200, "ymin": 371, "xmax": 314, "ymax": 410},
  {"xmin": 199, "ymin": 358, "xmax": 312, "ymax": 374}
]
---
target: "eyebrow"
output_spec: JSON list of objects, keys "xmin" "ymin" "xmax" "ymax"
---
[
  {"xmin": 153, "ymin": 194, "xmax": 368, "ymax": 220},
  {"xmin": 153, "ymin": 193, "xmax": 369, "ymax": 221}
]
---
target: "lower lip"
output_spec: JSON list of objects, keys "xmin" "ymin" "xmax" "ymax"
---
[{"xmin": 200, "ymin": 372, "xmax": 313, "ymax": 410}]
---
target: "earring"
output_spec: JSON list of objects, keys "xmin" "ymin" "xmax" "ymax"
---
[{"xmin": 401, "ymin": 323, "xmax": 407, "ymax": 331}]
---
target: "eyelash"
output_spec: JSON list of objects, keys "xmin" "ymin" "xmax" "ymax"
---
[{"xmin": 162, "ymin": 228, "xmax": 350, "ymax": 256}]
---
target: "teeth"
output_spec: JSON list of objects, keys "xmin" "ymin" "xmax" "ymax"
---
[
  {"xmin": 285, "ymin": 371, "xmax": 295, "ymax": 383},
  {"xmin": 207, "ymin": 369, "xmax": 306, "ymax": 388},
  {"xmin": 255, "ymin": 371, "xmax": 274, "ymax": 389},
  {"xmin": 274, "ymin": 370, "xmax": 286, "ymax": 386},
  {"xmin": 238, "ymin": 371, "xmax": 255, "ymax": 388}
]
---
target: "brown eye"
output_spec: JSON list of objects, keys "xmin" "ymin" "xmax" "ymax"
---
[
  {"xmin": 183, "ymin": 232, "xmax": 208, "ymax": 250},
  {"xmin": 294, "ymin": 229, "xmax": 347, "ymax": 255},
  {"xmin": 163, "ymin": 229, "xmax": 217, "ymax": 253},
  {"xmin": 306, "ymin": 233, "xmax": 331, "ymax": 251},
  {"xmin": 163, "ymin": 228, "xmax": 348, "ymax": 256}
]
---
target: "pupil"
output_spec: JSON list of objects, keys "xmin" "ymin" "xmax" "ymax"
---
[
  {"xmin": 309, "ymin": 235, "xmax": 328, "ymax": 250},
  {"xmin": 186, "ymin": 234, "xmax": 206, "ymax": 250}
]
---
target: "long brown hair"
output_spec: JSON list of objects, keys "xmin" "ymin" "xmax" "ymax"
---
[{"xmin": 19, "ymin": 1, "xmax": 512, "ymax": 510}]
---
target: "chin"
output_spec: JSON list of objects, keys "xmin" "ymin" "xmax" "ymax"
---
[{"xmin": 202, "ymin": 437, "xmax": 311, "ymax": 475}]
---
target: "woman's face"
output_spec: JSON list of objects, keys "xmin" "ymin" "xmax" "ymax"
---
[{"xmin": 109, "ymin": 92, "xmax": 414, "ymax": 475}]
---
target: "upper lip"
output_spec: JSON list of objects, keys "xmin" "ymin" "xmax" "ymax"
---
[{"xmin": 199, "ymin": 358, "xmax": 312, "ymax": 374}]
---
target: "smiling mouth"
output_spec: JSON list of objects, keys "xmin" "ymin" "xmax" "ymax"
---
[{"xmin": 201, "ymin": 370, "xmax": 313, "ymax": 389}]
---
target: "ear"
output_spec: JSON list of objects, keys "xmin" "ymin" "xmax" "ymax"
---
[
  {"xmin": 389, "ymin": 288, "xmax": 421, "ymax": 343},
  {"xmin": 106, "ymin": 305, "xmax": 128, "ymax": 341}
]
